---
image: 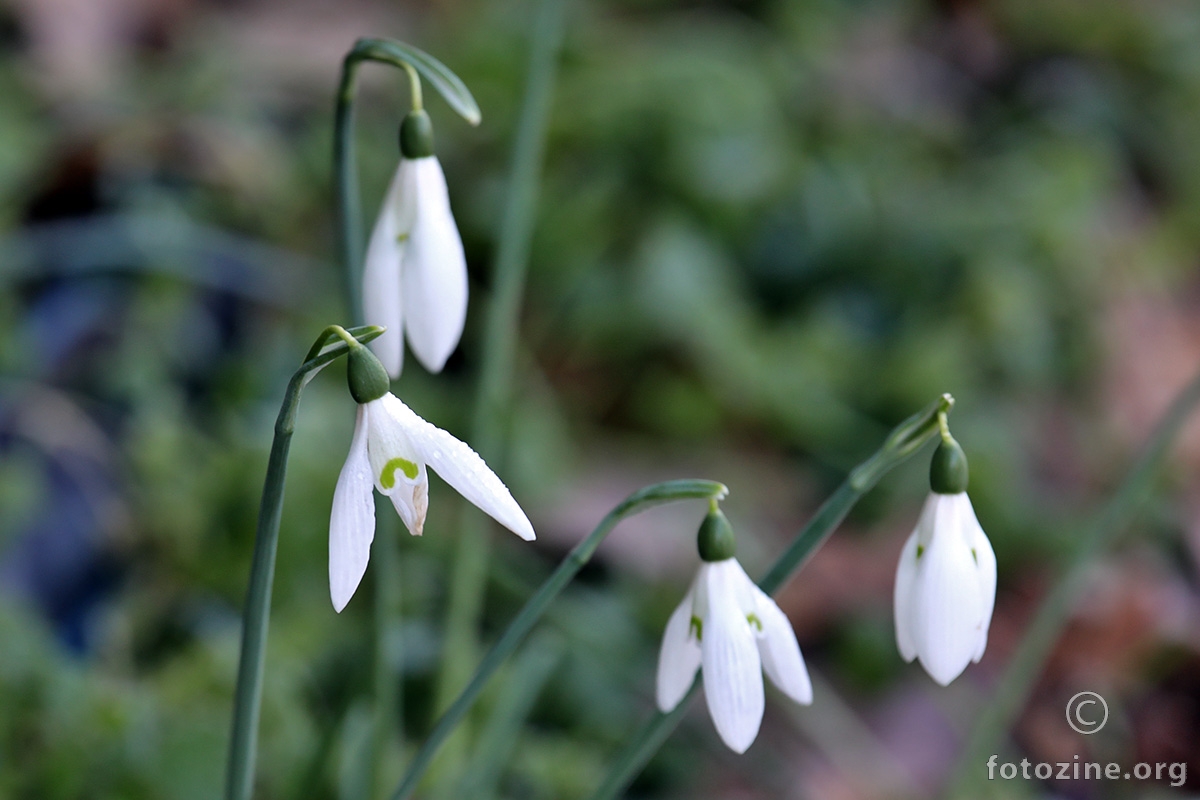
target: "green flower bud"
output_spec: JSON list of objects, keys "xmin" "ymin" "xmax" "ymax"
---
[
  {"xmin": 347, "ymin": 344, "xmax": 391, "ymax": 404},
  {"xmin": 400, "ymin": 110, "xmax": 435, "ymax": 159},
  {"xmin": 697, "ymin": 508, "xmax": 736, "ymax": 562},
  {"xmin": 930, "ymin": 439, "xmax": 969, "ymax": 494}
]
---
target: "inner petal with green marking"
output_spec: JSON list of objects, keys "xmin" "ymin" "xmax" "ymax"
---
[{"xmin": 380, "ymin": 457, "xmax": 419, "ymax": 489}]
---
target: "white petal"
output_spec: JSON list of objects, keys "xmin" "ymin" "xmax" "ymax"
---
[
  {"xmin": 723, "ymin": 559, "xmax": 760, "ymax": 615},
  {"xmin": 363, "ymin": 160, "xmax": 419, "ymax": 378},
  {"xmin": 656, "ymin": 588, "xmax": 701, "ymax": 712},
  {"xmin": 364, "ymin": 398, "xmax": 429, "ymax": 536},
  {"xmin": 893, "ymin": 530, "xmax": 920, "ymax": 663},
  {"xmin": 379, "ymin": 394, "xmax": 535, "ymax": 541},
  {"xmin": 913, "ymin": 491, "xmax": 941, "ymax": 549},
  {"xmin": 912, "ymin": 495, "xmax": 984, "ymax": 685},
  {"xmin": 956, "ymin": 495, "xmax": 997, "ymax": 663},
  {"xmin": 699, "ymin": 560, "xmax": 764, "ymax": 754},
  {"xmin": 329, "ymin": 405, "xmax": 376, "ymax": 612},
  {"xmin": 748, "ymin": 583, "xmax": 812, "ymax": 705},
  {"xmin": 402, "ymin": 157, "xmax": 468, "ymax": 374}
]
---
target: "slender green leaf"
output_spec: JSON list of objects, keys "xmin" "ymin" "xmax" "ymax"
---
[
  {"xmin": 349, "ymin": 38, "xmax": 481, "ymax": 125},
  {"xmin": 300, "ymin": 325, "xmax": 386, "ymax": 374}
]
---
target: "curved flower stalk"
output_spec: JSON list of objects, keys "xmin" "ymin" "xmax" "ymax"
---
[
  {"xmin": 656, "ymin": 508, "xmax": 812, "ymax": 753},
  {"xmin": 329, "ymin": 336, "xmax": 534, "ymax": 611},
  {"xmin": 225, "ymin": 324, "xmax": 384, "ymax": 800},
  {"xmin": 894, "ymin": 428, "xmax": 996, "ymax": 686}
]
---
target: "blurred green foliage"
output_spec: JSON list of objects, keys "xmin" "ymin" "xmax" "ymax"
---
[{"xmin": 2, "ymin": 0, "xmax": 1199, "ymax": 797}]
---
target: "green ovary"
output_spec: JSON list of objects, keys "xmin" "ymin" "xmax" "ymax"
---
[{"xmin": 380, "ymin": 457, "xmax": 419, "ymax": 489}]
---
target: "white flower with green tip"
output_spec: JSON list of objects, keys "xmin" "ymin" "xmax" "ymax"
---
[
  {"xmin": 362, "ymin": 109, "xmax": 467, "ymax": 379},
  {"xmin": 328, "ymin": 344, "xmax": 533, "ymax": 612},
  {"xmin": 656, "ymin": 510, "xmax": 812, "ymax": 754},
  {"xmin": 894, "ymin": 437, "xmax": 996, "ymax": 685}
]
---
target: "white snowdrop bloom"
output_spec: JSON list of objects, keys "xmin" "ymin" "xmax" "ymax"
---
[
  {"xmin": 329, "ymin": 347, "xmax": 533, "ymax": 612},
  {"xmin": 894, "ymin": 439, "xmax": 997, "ymax": 686},
  {"xmin": 362, "ymin": 110, "xmax": 467, "ymax": 379},
  {"xmin": 656, "ymin": 511, "xmax": 812, "ymax": 754}
]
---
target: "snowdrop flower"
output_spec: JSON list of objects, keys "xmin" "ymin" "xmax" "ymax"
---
[
  {"xmin": 894, "ymin": 436, "xmax": 996, "ymax": 685},
  {"xmin": 656, "ymin": 508, "xmax": 812, "ymax": 753},
  {"xmin": 362, "ymin": 109, "xmax": 467, "ymax": 378},
  {"xmin": 329, "ymin": 341, "xmax": 534, "ymax": 612}
]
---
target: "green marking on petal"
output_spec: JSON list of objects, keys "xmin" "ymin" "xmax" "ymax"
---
[
  {"xmin": 689, "ymin": 615, "xmax": 702, "ymax": 642},
  {"xmin": 746, "ymin": 613, "xmax": 763, "ymax": 632},
  {"xmin": 380, "ymin": 457, "xmax": 419, "ymax": 489},
  {"xmin": 396, "ymin": 233, "xmax": 410, "ymax": 244},
  {"xmin": 971, "ymin": 547, "xmax": 977, "ymax": 565},
  {"xmin": 916, "ymin": 545, "xmax": 925, "ymax": 559}
]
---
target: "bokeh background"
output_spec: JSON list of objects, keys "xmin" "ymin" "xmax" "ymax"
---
[{"xmin": 2, "ymin": 0, "xmax": 1200, "ymax": 797}]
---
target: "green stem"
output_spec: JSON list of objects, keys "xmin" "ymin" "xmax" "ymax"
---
[
  {"xmin": 587, "ymin": 394, "xmax": 956, "ymax": 800},
  {"xmin": 224, "ymin": 376, "xmax": 297, "ymax": 800},
  {"xmin": 328, "ymin": 326, "xmax": 358, "ymax": 348},
  {"xmin": 432, "ymin": 0, "xmax": 570, "ymax": 776},
  {"xmin": 937, "ymin": 408, "xmax": 954, "ymax": 445},
  {"xmin": 224, "ymin": 325, "xmax": 384, "ymax": 800},
  {"xmin": 454, "ymin": 633, "xmax": 564, "ymax": 799},
  {"xmin": 390, "ymin": 480, "xmax": 728, "ymax": 800},
  {"xmin": 402, "ymin": 63, "xmax": 424, "ymax": 112},
  {"xmin": 943, "ymin": 366, "xmax": 1200, "ymax": 798},
  {"xmin": 368, "ymin": 508, "xmax": 402, "ymax": 800},
  {"xmin": 334, "ymin": 55, "xmax": 365, "ymax": 323}
]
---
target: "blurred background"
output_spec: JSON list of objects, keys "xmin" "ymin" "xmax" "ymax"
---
[{"xmin": 2, "ymin": 0, "xmax": 1200, "ymax": 797}]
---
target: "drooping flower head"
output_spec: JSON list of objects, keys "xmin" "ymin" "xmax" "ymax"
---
[
  {"xmin": 656, "ymin": 507, "xmax": 812, "ymax": 753},
  {"xmin": 328, "ymin": 341, "xmax": 533, "ymax": 611},
  {"xmin": 894, "ymin": 433, "xmax": 997, "ymax": 685},
  {"xmin": 362, "ymin": 109, "xmax": 468, "ymax": 379}
]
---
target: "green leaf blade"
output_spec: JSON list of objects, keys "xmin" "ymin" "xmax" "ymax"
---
[{"xmin": 351, "ymin": 38, "xmax": 482, "ymax": 126}]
